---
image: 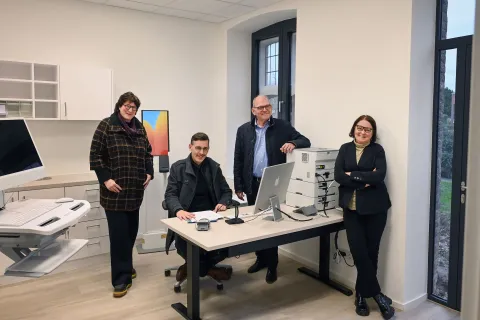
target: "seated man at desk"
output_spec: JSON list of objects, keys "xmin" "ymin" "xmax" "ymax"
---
[{"xmin": 164, "ymin": 132, "xmax": 233, "ymax": 282}]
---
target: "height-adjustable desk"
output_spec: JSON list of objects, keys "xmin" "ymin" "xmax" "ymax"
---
[{"xmin": 162, "ymin": 204, "xmax": 352, "ymax": 320}]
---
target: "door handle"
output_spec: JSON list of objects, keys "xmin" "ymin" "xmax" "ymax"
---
[{"xmin": 461, "ymin": 181, "xmax": 467, "ymax": 191}]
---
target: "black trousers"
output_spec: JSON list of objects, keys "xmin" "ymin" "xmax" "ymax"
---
[
  {"xmin": 343, "ymin": 208, "xmax": 387, "ymax": 298},
  {"xmin": 247, "ymin": 178, "xmax": 279, "ymax": 270},
  {"xmin": 175, "ymin": 234, "xmax": 227, "ymax": 277},
  {"xmin": 105, "ymin": 209, "xmax": 139, "ymax": 287}
]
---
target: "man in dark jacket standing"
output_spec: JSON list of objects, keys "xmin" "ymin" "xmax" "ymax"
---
[
  {"xmin": 165, "ymin": 132, "xmax": 233, "ymax": 282},
  {"xmin": 233, "ymin": 95, "xmax": 311, "ymax": 284}
]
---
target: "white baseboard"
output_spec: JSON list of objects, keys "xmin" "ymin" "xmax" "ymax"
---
[{"xmin": 278, "ymin": 247, "xmax": 426, "ymax": 311}]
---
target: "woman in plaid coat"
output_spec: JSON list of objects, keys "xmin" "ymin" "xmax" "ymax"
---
[{"xmin": 89, "ymin": 92, "xmax": 154, "ymax": 298}]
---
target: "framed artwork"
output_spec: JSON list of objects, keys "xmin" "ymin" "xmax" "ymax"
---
[{"xmin": 141, "ymin": 110, "xmax": 169, "ymax": 156}]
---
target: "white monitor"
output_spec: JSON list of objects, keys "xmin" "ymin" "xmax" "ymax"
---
[
  {"xmin": 253, "ymin": 162, "xmax": 295, "ymax": 218},
  {"xmin": 0, "ymin": 119, "xmax": 45, "ymax": 197}
]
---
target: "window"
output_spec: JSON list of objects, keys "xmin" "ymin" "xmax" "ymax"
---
[
  {"xmin": 251, "ymin": 19, "xmax": 296, "ymax": 123},
  {"xmin": 439, "ymin": 0, "xmax": 476, "ymax": 39}
]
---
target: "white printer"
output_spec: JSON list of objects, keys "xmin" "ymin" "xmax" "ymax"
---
[{"xmin": 286, "ymin": 148, "xmax": 340, "ymax": 213}]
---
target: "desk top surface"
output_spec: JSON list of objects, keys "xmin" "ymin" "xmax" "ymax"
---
[{"xmin": 161, "ymin": 205, "xmax": 344, "ymax": 251}]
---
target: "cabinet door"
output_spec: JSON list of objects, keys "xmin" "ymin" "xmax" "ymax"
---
[
  {"xmin": 59, "ymin": 65, "xmax": 112, "ymax": 120},
  {"xmin": 19, "ymin": 187, "xmax": 64, "ymax": 200}
]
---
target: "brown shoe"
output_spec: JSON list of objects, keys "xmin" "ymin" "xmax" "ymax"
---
[
  {"xmin": 176, "ymin": 264, "xmax": 187, "ymax": 282},
  {"xmin": 207, "ymin": 266, "xmax": 232, "ymax": 281}
]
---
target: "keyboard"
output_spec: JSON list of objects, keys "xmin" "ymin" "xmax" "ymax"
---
[{"xmin": 0, "ymin": 199, "xmax": 62, "ymax": 227}]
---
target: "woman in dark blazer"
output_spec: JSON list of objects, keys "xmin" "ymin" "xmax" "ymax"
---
[
  {"xmin": 334, "ymin": 115, "xmax": 395, "ymax": 319},
  {"xmin": 90, "ymin": 92, "xmax": 154, "ymax": 298}
]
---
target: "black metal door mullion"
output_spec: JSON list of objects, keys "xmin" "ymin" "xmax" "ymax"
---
[{"xmin": 446, "ymin": 43, "xmax": 467, "ymax": 309}]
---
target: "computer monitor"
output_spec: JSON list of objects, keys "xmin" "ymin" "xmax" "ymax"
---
[
  {"xmin": 253, "ymin": 162, "xmax": 295, "ymax": 221},
  {"xmin": 0, "ymin": 119, "xmax": 45, "ymax": 206}
]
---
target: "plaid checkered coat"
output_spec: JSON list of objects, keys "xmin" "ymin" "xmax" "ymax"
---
[{"xmin": 89, "ymin": 113, "xmax": 154, "ymax": 212}]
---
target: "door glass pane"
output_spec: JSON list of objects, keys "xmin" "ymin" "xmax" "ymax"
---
[
  {"xmin": 440, "ymin": 0, "xmax": 475, "ymax": 39},
  {"xmin": 432, "ymin": 49, "xmax": 457, "ymax": 300},
  {"xmin": 259, "ymin": 37, "xmax": 279, "ymax": 117},
  {"xmin": 290, "ymin": 32, "xmax": 296, "ymax": 125}
]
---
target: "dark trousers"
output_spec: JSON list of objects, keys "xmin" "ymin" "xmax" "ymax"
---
[
  {"xmin": 105, "ymin": 209, "xmax": 139, "ymax": 287},
  {"xmin": 175, "ymin": 234, "xmax": 227, "ymax": 277},
  {"xmin": 343, "ymin": 208, "xmax": 387, "ymax": 298},
  {"xmin": 247, "ymin": 178, "xmax": 279, "ymax": 270}
]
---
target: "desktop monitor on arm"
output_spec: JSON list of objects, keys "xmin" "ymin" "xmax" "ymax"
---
[{"xmin": 0, "ymin": 119, "xmax": 46, "ymax": 208}]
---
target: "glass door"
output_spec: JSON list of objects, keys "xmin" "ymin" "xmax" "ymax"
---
[{"xmin": 428, "ymin": 36, "xmax": 472, "ymax": 311}]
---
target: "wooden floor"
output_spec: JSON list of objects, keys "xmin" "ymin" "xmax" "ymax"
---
[{"xmin": 0, "ymin": 251, "xmax": 460, "ymax": 320}]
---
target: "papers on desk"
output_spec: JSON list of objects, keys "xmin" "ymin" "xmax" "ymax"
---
[{"xmin": 187, "ymin": 211, "xmax": 223, "ymax": 223}]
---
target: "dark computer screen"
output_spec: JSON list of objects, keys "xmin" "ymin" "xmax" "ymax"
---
[{"xmin": 0, "ymin": 120, "xmax": 42, "ymax": 177}]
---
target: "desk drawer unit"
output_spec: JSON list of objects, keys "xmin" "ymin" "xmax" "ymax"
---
[
  {"xmin": 65, "ymin": 184, "xmax": 100, "ymax": 203},
  {"xmin": 68, "ymin": 219, "xmax": 109, "ymax": 239},
  {"xmin": 69, "ymin": 236, "xmax": 109, "ymax": 261},
  {"xmin": 79, "ymin": 203, "xmax": 106, "ymax": 222}
]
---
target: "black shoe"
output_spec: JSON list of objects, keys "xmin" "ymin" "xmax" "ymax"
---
[
  {"xmin": 266, "ymin": 268, "xmax": 277, "ymax": 284},
  {"xmin": 374, "ymin": 293, "xmax": 395, "ymax": 319},
  {"xmin": 132, "ymin": 268, "xmax": 137, "ymax": 279},
  {"xmin": 379, "ymin": 292, "xmax": 392, "ymax": 305},
  {"xmin": 248, "ymin": 260, "xmax": 267, "ymax": 273},
  {"xmin": 113, "ymin": 283, "xmax": 132, "ymax": 298},
  {"xmin": 354, "ymin": 294, "xmax": 370, "ymax": 316}
]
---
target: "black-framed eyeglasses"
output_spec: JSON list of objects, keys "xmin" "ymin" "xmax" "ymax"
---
[
  {"xmin": 356, "ymin": 125, "xmax": 373, "ymax": 133},
  {"xmin": 123, "ymin": 104, "xmax": 137, "ymax": 111},
  {"xmin": 253, "ymin": 104, "xmax": 272, "ymax": 111}
]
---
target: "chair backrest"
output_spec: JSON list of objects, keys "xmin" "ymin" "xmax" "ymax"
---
[{"xmin": 162, "ymin": 200, "xmax": 167, "ymax": 210}]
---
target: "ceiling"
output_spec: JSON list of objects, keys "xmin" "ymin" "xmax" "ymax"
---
[{"xmin": 81, "ymin": 0, "xmax": 284, "ymax": 23}]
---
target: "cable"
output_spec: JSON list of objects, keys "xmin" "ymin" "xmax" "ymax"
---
[
  {"xmin": 277, "ymin": 207, "xmax": 313, "ymax": 222},
  {"xmin": 315, "ymin": 173, "xmax": 329, "ymax": 218},
  {"xmin": 334, "ymin": 230, "xmax": 355, "ymax": 267},
  {"xmin": 243, "ymin": 207, "xmax": 271, "ymax": 223}
]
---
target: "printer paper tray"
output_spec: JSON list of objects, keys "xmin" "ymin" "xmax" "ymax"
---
[{"xmin": 4, "ymin": 239, "xmax": 88, "ymax": 277}]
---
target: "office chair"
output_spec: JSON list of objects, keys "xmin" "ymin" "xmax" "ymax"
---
[{"xmin": 162, "ymin": 200, "xmax": 232, "ymax": 293}]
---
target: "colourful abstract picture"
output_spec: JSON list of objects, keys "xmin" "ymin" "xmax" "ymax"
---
[{"xmin": 141, "ymin": 110, "xmax": 169, "ymax": 156}]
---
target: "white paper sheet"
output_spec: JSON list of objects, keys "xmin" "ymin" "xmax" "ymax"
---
[{"xmin": 187, "ymin": 210, "xmax": 223, "ymax": 223}]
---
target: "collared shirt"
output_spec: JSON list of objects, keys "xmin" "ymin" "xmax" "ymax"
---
[{"xmin": 253, "ymin": 118, "xmax": 270, "ymax": 178}]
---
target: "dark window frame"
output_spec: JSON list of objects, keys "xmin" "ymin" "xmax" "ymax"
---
[{"xmin": 251, "ymin": 18, "xmax": 296, "ymax": 122}]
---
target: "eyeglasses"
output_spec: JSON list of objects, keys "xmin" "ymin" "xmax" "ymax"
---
[
  {"xmin": 123, "ymin": 104, "xmax": 137, "ymax": 111},
  {"xmin": 253, "ymin": 104, "xmax": 272, "ymax": 111},
  {"xmin": 356, "ymin": 125, "xmax": 373, "ymax": 133},
  {"xmin": 194, "ymin": 146, "xmax": 209, "ymax": 153}
]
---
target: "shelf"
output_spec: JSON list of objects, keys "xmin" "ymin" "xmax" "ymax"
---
[
  {"xmin": 34, "ymin": 64, "xmax": 57, "ymax": 82},
  {"xmin": 35, "ymin": 82, "xmax": 58, "ymax": 100},
  {"xmin": 0, "ymin": 78, "xmax": 31, "ymax": 83},
  {"xmin": 34, "ymin": 80, "xmax": 58, "ymax": 84},
  {"xmin": 0, "ymin": 81, "xmax": 32, "ymax": 99},
  {"xmin": 0, "ymin": 61, "xmax": 32, "ymax": 80},
  {"xmin": 35, "ymin": 101, "xmax": 58, "ymax": 118},
  {"xmin": 0, "ymin": 98, "xmax": 33, "ymax": 102}
]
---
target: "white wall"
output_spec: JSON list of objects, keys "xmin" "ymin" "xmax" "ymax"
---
[
  {"xmin": 461, "ymin": 0, "xmax": 480, "ymax": 318},
  {"xmin": 0, "ymin": 0, "xmax": 223, "ymax": 176},
  {"xmin": 220, "ymin": 0, "xmax": 436, "ymax": 309}
]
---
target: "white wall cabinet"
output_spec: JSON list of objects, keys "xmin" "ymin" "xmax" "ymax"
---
[
  {"xmin": 59, "ymin": 65, "xmax": 113, "ymax": 120},
  {"xmin": 0, "ymin": 60, "xmax": 113, "ymax": 121},
  {"xmin": 19, "ymin": 187, "xmax": 64, "ymax": 200}
]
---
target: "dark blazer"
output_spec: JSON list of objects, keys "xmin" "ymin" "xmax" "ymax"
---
[
  {"xmin": 233, "ymin": 116, "xmax": 311, "ymax": 195},
  {"xmin": 90, "ymin": 113, "xmax": 154, "ymax": 212},
  {"xmin": 164, "ymin": 156, "xmax": 232, "ymax": 253},
  {"xmin": 334, "ymin": 141, "xmax": 391, "ymax": 215}
]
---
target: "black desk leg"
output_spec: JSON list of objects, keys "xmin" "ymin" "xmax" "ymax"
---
[
  {"xmin": 298, "ymin": 234, "xmax": 353, "ymax": 296},
  {"xmin": 171, "ymin": 241, "xmax": 201, "ymax": 320}
]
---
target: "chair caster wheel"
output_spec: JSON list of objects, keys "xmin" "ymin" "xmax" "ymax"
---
[
  {"xmin": 217, "ymin": 284, "xmax": 223, "ymax": 291},
  {"xmin": 174, "ymin": 286, "xmax": 181, "ymax": 293},
  {"xmin": 165, "ymin": 270, "xmax": 171, "ymax": 277}
]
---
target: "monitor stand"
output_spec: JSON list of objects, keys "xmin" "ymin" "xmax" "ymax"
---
[{"xmin": 263, "ymin": 195, "xmax": 284, "ymax": 222}]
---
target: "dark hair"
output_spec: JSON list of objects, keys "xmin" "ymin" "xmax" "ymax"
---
[
  {"xmin": 191, "ymin": 132, "xmax": 209, "ymax": 144},
  {"xmin": 349, "ymin": 115, "xmax": 377, "ymax": 143},
  {"xmin": 114, "ymin": 92, "xmax": 141, "ymax": 113}
]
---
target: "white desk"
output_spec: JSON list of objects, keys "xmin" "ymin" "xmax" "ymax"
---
[{"xmin": 162, "ymin": 204, "xmax": 352, "ymax": 320}]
